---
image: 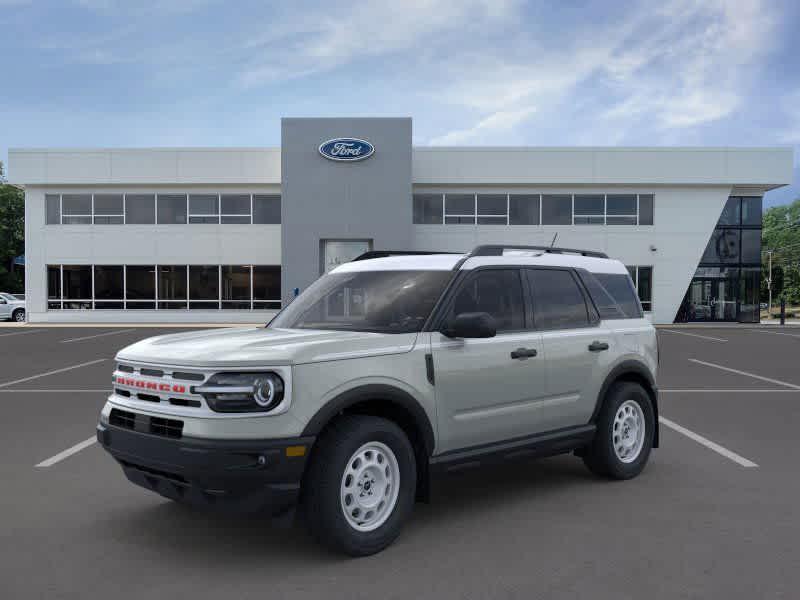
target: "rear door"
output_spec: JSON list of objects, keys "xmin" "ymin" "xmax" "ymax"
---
[
  {"xmin": 431, "ymin": 268, "xmax": 547, "ymax": 453},
  {"xmin": 525, "ymin": 268, "xmax": 613, "ymax": 430}
]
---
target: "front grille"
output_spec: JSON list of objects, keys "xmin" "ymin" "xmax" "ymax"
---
[
  {"xmin": 114, "ymin": 364, "xmax": 207, "ymax": 411},
  {"xmin": 172, "ymin": 371, "xmax": 205, "ymax": 381},
  {"xmin": 136, "ymin": 393, "xmax": 160, "ymax": 403},
  {"xmin": 140, "ymin": 368, "xmax": 164, "ymax": 377},
  {"xmin": 118, "ymin": 459, "xmax": 187, "ymax": 484},
  {"xmin": 109, "ymin": 408, "xmax": 136, "ymax": 430},
  {"xmin": 109, "ymin": 408, "xmax": 184, "ymax": 439},
  {"xmin": 150, "ymin": 416, "xmax": 183, "ymax": 439}
]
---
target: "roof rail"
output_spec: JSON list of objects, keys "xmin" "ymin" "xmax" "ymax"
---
[
  {"xmin": 352, "ymin": 250, "xmax": 461, "ymax": 262},
  {"xmin": 469, "ymin": 245, "xmax": 609, "ymax": 259}
]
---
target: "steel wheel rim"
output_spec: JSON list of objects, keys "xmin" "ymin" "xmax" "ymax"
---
[
  {"xmin": 613, "ymin": 400, "xmax": 645, "ymax": 463},
  {"xmin": 340, "ymin": 441, "xmax": 400, "ymax": 532}
]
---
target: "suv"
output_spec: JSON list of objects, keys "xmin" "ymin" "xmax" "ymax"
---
[
  {"xmin": 0, "ymin": 293, "xmax": 26, "ymax": 322},
  {"xmin": 97, "ymin": 245, "xmax": 658, "ymax": 556}
]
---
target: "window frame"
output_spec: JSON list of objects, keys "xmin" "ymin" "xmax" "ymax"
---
[
  {"xmin": 524, "ymin": 267, "xmax": 598, "ymax": 331},
  {"xmin": 626, "ymin": 265, "xmax": 653, "ymax": 312}
]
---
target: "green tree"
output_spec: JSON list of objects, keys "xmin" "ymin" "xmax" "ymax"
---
[
  {"xmin": 0, "ymin": 162, "xmax": 25, "ymax": 293},
  {"xmin": 762, "ymin": 197, "xmax": 800, "ymax": 306}
]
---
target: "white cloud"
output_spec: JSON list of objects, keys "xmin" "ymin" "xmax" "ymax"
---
[{"xmin": 429, "ymin": 107, "xmax": 536, "ymax": 145}]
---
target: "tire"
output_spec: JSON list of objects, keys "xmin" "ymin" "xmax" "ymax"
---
[
  {"xmin": 302, "ymin": 415, "xmax": 417, "ymax": 556},
  {"xmin": 12, "ymin": 309, "xmax": 25, "ymax": 322},
  {"xmin": 583, "ymin": 381, "xmax": 655, "ymax": 479}
]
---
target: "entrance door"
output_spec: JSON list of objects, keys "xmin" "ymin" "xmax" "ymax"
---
[{"xmin": 685, "ymin": 278, "xmax": 738, "ymax": 321}]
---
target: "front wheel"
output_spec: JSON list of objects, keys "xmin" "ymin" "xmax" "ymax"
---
[
  {"xmin": 302, "ymin": 415, "xmax": 416, "ymax": 556},
  {"xmin": 583, "ymin": 381, "xmax": 654, "ymax": 479},
  {"xmin": 12, "ymin": 309, "xmax": 25, "ymax": 322}
]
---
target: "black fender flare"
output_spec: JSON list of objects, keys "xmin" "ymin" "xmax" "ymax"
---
[
  {"xmin": 592, "ymin": 360, "xmax": 660, "ymax": 448},
  {"xmin": 301, "ymin": 384, "xmax": 436, "ymax": 457}
]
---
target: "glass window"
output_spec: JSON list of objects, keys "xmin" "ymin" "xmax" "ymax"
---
[
  {"xmin": 189, "ymin": 265, "xmax": 219, "ymax": 308},
  {"xmin": 594, "ymin": 273, "xmax": 642, "ymax": 318},
  {"xmin": 47, "ymin": 266, "xmax": 61, "ymax": 301},
  {"xmin": 158, "ymin": 266, "xmax": 187, "ymax": 308},
  {"xmin": 189, "ymin": 194, "xmax": 219, "ymax": 224},
  {"xmin": 253, "ymin": 266, "xmax": 281, "ymax": 309},
  {"xmin": 527, "ymin": 269, "xmax": 589, "ymax": 329},
  {"xmin": 741, "ymin": 196, "xmax": 762, "ymax": 226},
  {"xmin": 93, "ymin": 266, "xmax": 123, "ymax": 299},
  {"xmin": 444, "ymin": 194, "xmax": 475, "ymax": 224},
  {"xmin": 476, "ymin": 194, "xmax": 507, "ymax": 224},
  {"xmin": 157, "ymin": 194, "xmax": 187, "ymax": 224},
  {"xmin": 253, "ymin": 194, "xmax": 281, "ymax": 224},
  {"xmin": 222, "ymin": 265, "xmax": 251, "ymax": 309},
  {"xmin": 636, "ymin": 267, "xmax": 653, "ymax": 312},
  {"xmin": 449, "ymin": 269, "xmax": 525, "ymax": 332},
  {"xmin": 740, "ymin": 229, "xmax": 761, "ymax": 263},
  {"xmin": 126, "ymin": 266, "xmax": 155, "ymax": 301},
  {"xmin": 271, "ymin": 270, "xmax": 452, "ymax": 333},
  {"xmin": 717, "ymin": 197, "xmax": 741, "ymax": 226},
  {"xmin": 573, "ymin": 195, "xmax": 604, "ymax": 224},
  {"xmin": 605, "ymin": 194, "xmax": 637, "ymax": 225},
  {"xmin": 93, "ymin": 194, "xmax": 124, "ymax": 224},
  {"xmin": 638, "ymin": 194, "xmax": 654, "ymax": 225},
  {"xmin": 62, "ymin": 265, "xmax": 92, "ymax": 307},
  {"xmin": 62, "ymin": 194, "xmax": 92, "ymax": 224},
  {"xmin": 541, "ymin": 195, "xmax": 571, "ymax": 225},
  {"xmin": 125, "ymin": 194, "xmax": 155, "ymax": 224},
  {"xmin": 577, "ymin": 271, "xmax": 626, "ymax": 319},
  {"xmin": 702, "ymin": 229, "xmax": 741, "ymax": 263},
  {"xmin": 221, "ymin": 194, "xmax": 251, "ymax": 224},
  {"xmin": 509, "ymin": 194, "xmax": 540, "ymax": 225},
  {"xmin": 739, "ymin": 267, "xmax": 760, "ymax": 323},
  {"xmin": 46, "ymin": 194, "xmax": 61, "ymax": 225},
  {"xmin": 413, "ymin": 194, "xmax": 443, "ymax": 224}
]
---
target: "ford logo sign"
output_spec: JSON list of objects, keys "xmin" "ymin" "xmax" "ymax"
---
[{"xmin": 318, "ymin": 138, "xmax": 375, "ymax": 162}]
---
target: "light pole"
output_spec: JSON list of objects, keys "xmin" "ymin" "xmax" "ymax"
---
[{"xmin": 767, "ymin": 250, "xmax": 773, "ymax": 319}]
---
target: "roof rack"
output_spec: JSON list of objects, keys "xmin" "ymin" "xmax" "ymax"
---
[
  {"xmin": 469, "ymin": 245, "xmax": 609, "ymax": 259},
  {"xmin": 352, "ymin": 250, "xmax": 461, "ymax": 262}
]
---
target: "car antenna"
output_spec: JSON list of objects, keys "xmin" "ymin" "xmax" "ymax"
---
[{"xmin": 550, "ymin": 233, "xmax": 558, "ymax": 248}]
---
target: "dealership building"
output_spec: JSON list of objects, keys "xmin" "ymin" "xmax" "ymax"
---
[{"xmin": 8, "ymin": 117, "xmax": 794, "ymax": 324}]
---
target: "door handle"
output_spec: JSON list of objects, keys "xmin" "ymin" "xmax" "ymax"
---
[
  {"xmin": 588, "ymin": 341, "xmax": 609, "ymax": 352},
  {"xmin": 510, "ymin": 347, "xmax": 538, "ymax": 360}
]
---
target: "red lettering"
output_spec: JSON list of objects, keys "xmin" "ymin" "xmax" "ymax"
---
[
  {"xmin": 172, "ymin": 385, "xmax": 186, "ymax": 393},
  {"xmin": 159, "ymin": 383, "xmax": 170, "ymax": 392}
]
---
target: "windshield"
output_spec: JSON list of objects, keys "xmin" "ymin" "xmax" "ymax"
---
[{"xmin": 270, "ymin": 270, "xmax": 453, "ymax": 333}]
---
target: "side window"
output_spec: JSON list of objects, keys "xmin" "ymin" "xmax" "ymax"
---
[
  {"xmin": 577, "ymin": 271, "xmax": 626, "ymax": 320},
  {"xmin": 593, "ymin": 273, "xmax": 643, "ymax": 318},
  {"xmin": 450, "ymin": 269, "xmax": 525, "ymax": 332},
  {"xmin": 527, "ymin": 269, "xmax": 590, "ymax": 330}
]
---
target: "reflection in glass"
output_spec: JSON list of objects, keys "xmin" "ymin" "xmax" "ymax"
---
[{"xmin": 702, "ymin": 229, "xmax": 740, "ymax": 263}]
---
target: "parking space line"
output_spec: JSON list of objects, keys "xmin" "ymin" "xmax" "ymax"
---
[
  {"xmin": 659, "ymin": 416, "xmax": 758, "ymax": 468},
  {"xmin": 689, "ymin": 358, "xmax": 800, "ymax": 390},
  {"xmin": 748, "ymin": 329, "xmax": 800, "ymax": 338},
  {"xmin": 661, "ymin": 388, "xmax": 800, "ymax": 393},
  {"xmin": 0, "ymin": 329, "xmax": 45, "ymax": 338},
  {"xmin": 60, "ymin": 329, "xmax": 136, "ymax": 343},
  {"xmin": 659, "ymin": 329, "xmax": 727, "ymax": 342},
  {"xmin": 0, "ymin": 389, "xmax": 111, "ymax": 393},
  {"xmin": 0, "ymin": 359, "xmax": 106, "ymax": 388},
  {"xmin": 35, "ymin": 436, "xmax": 96, "ymax": 468}
]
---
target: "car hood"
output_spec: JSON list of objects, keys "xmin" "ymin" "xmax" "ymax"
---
[{"xmin": 116, "ymin": 327, "xmax": 419, "ymax": 368}]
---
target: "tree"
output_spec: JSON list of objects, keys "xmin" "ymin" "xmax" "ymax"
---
[
  {"xmin": 0, "ymin": 162, "xmax": 25, "ymax": 293},
  {"xmin": 762, "ymin": 197, "xmax": 800, "ymax": 306}
]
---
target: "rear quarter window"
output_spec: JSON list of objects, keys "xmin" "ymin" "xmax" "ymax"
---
[{"xmin": 591, "ymin": 273, "xmax": 643, "ymax": 318}]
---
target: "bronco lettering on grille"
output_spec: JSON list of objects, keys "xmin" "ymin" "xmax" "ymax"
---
[{"xmin": 113, "ymin": 376, "xmax": 186, "ymax": 394}]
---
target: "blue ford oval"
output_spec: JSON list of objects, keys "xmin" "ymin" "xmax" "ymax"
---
[{"xmin": 318, "ymin": 138, "xmax": 375, "ymax": 162}]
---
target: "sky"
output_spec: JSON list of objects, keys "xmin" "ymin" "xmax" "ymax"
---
[{"xmin": 1, "ymin": 0, "xmax": 798, "ymax": 207}]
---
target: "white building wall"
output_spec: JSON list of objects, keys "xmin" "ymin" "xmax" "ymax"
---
[
  {"xmin": 24, "ymin": 185, "xmax": 282, "ymax": 323},
  {"xmin": 410, "ymin": 186, "xmax": 731, "ymax": 324}
]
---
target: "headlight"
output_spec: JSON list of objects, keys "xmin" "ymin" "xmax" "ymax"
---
[{"xmin": 194, "ymin": 372, "xmax": 285, "ymax": 413}]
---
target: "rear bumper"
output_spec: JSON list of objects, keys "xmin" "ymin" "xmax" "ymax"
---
[{"xmin": 97, "ymin": 421, "xmax": 314, "ymax": 515}]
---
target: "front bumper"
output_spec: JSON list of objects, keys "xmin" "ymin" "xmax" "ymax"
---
[{"xmin": 97, "ymin": 420, "xmax": 314, "ymax": 515}]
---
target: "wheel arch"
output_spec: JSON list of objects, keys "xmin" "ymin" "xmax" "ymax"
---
[
  {"xmin": 301, "ymin": 384, "xmax": 436, "ymax": 501},
  {"xmin": 592, "ymin": 360, "xmax": 659, "ymax": 448}
]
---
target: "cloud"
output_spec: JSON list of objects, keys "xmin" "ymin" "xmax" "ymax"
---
[{"xmin": 429, "ymin": 107, "xmax": 537, "ymax": 145}]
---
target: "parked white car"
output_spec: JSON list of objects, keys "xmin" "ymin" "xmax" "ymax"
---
[{"xmin": 0, "ymin": 293, "xmax": 26, "ymax": 322}]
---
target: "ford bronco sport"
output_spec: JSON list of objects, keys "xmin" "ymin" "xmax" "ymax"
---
[{"xmin": 97, "ymin": 245, "xmax": 659, "ymax": 556}]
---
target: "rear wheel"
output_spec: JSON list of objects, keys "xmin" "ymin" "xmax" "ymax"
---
[
  {"xmin": 12, "ymin": 309, "xmax": 25, "ymax": 322},
  {"xmin": 303, "ymin": 415, "xmax": 416, "ymax": 556},
  {"xmin": 583, "ymin": 382, "xmax": 654, "ymax": 479}
]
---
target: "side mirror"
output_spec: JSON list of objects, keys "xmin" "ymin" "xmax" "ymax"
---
[{"xmin": 442, "ymin": 312, "xmax": 496, "ymax": 339}]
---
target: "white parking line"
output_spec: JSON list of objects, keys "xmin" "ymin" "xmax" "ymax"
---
[
  {"xmin": 659, "ymin": 329, "xmax": 727, "ymax": 342},
  {"xmin": 0, "ymin": 359, "xmax": 106, "ymax": 388},
  {"xmin": 659, "ymin": 416, "xmax": 758, "ymax": 468},
  {"xmin": 0, "ymin": 389, "xmax": 111, "ymax": 393},
  {"xmin": 689, "ymin": 358, "xmax": 800, "ymax": 390},
  {"xmin": 748, "ymin": 329, "xmax": 800, "ymax": 338},
  {"xmin": 60, "ymin": 329, "xmax": 136, "ymax": 343},
  {"xmin": 0, "ymin": 329, "xmax": 44, "ymax": 338},
  {"xmin": 661, "ymin": 388, "xmax": 800, "ymax": 393},
  {"xmin": 35, "ymin": 436, "xmax": 97, "ymax": 468}
]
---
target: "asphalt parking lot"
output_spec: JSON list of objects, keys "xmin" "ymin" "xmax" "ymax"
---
[{"xmin": 2, "ymin": 324, "xmax": 799, "ymax": 599}]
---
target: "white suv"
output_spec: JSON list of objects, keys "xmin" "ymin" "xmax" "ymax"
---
[
  {"xmin": 97, "ymin": 245, "xmax": 659, "ymax": 556},
  {"xmin": 0, "ymin": 293, "xmax": 25, "ymax": 322}
]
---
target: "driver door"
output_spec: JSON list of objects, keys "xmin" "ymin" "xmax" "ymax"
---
[{"xmin": 431, "ymin": 268, "xmax": 547, "ymax": 453}]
